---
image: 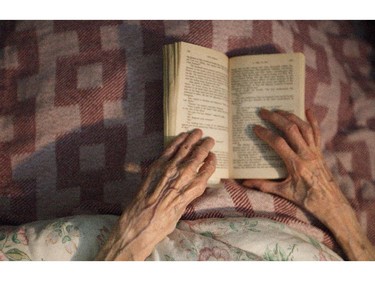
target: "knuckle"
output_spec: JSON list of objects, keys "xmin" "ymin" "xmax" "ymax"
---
[
  {"xmin": 164, "ymin": 162, "xmax": 178, "ymax": 178},
  {"xmin": 273, "ymin": 136, "xmax": 287, "ymax": 148},
  {"xmin": 301, "ymin": 124, "xmax": 313, "ymax": 135},
  {"xmin": 181, "ymin": 164, "xmax": 197, "ymax": 177},
  {"xmin": 183, "ymin": 143, "xmax": 191, "ymax": 150},
  {"xmin": 187, "ymin": 184, "xmax": 206, "ymax": 199},
  {"xmin": 181, "ymin": 173, "xmax": 196, "ymax": 187},
  {"xmin": 162, "ymin": 145, "xmax": 175, "ymax": 156},
  {"xmin": 194, "ymin": 188, "xmax": 206, "ymax": 198},
  {"xmin": 285, "ymin": 123, "xmax": 299, "ymax": 135},
  {"xmin": 301, "ymin": 150, "xmax": 315, "ymax": 160},
  {"xmin": 205, "ymin": 160, "xmax": 217, "ymax": 172},
  {"xmin": 193, "ymin": 147, "xmax": 209, "ymax": 159},
  {"xmin": 179, "ymin": 143, "xmax": 191, "ymax": 152},
  {"xmin": 206, "ymin": 164, "xmax": 216, "ymax": 175}
]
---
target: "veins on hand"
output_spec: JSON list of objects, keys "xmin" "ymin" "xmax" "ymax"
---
[{"xmin": 114, "ymin": 164, "xmax": 190, "ymax": 259}]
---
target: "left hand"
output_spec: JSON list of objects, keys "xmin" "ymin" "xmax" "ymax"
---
[{"xmin": 95, "ymin": 129, "xmax": 216, "ymax": 260}]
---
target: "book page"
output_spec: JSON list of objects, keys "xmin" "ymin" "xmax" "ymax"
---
[
  {"xmin": 229, "ymin": 53, "xmax": 305, "ymax": 179},
  {"xmin": 168, "ymin": 42, "xmax": 230, "ymax": 184}
]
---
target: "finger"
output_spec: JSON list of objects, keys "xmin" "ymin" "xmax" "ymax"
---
[
  {"xmin": 161, "ymin": 132, "xmax": 189, "ymax": 160},
  {"xmin": 253, "ymin": 125, "xmax": 297, "ymax": 163},
  {"xmin": 166, "ymin": 152, "xmax": 216, "ymax": 213},
  {"xmin": 161, "ymin": 138, "xmax": 215, "ymax": 195},
  {"xmin": 163, "ymin": 153, "xmax": 216, "ymax": 212},
  {"xmin": 275, "ymin": 110, "xmax": 315, "ymax": 147},
  {"xmin": 183, "ymin": 137, "xmax": 215, "ymax": 173},
  {"xmin": 147, "ymin": 133, "xmax": 212, "ymax": 201},
  {"xmin": 171, "ymin": 128, "xmax": 203, "ymax": 164},
  {"xmin": 259, "ymin": 108, "xmax": 309, "ymax": 154},
  {"xmin": 147, "ymin": 131, "xmax": 189, "ymax": 179},
  {"xmin": 305, "ymin": 109, "xmax": 321, "ymax": 148},
  {"xmin": 183, "ymin": 152, "xmax": 216, "ymax": 198},
  {"xmin": 197, "ymin": 151, "xmax": 217, "ymax": 181}
]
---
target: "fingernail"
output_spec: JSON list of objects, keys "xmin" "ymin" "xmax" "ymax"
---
[
  {"xmin": 209, "ymin": 152, "xmax": 217, "ymax": 164},
  {"xmin": 187, "ymin": 128, "xmax": 200, "ymax": 134},
  {"xmin": 253, "ymin": 124, "xmax": 262, "ymax": 132},
  {"xmin": 275, "ymin": 109, "xmax": 288, "ymax": 116},
  {"xmin": 202, "ymin": 136, "xmax": 215, "ymax": 145},
  {"xmin": 258, "ymin": 108, "xmax": 268, "ymax": 117}
]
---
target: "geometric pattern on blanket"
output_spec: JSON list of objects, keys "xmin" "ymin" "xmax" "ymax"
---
[{"xmin": 1, "ymin": 20, "xmax": 374, "ymax": 254}]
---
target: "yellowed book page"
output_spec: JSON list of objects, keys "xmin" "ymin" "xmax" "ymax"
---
[
  {"xmin": 171, "ymin": 42, "xmax": 230, "ymax": 184},
  {"xmin": 229, "ymin": 53, "xmax": 305, "ymax": 179}
]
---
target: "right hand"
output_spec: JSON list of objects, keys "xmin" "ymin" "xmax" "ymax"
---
[
  {"xmin": 242, "ymin": 108, "xmax": 349, "ymax": 222},
  {"xmin": 242, "ymin": 108, "xmax": 375, "ymax": 260}
]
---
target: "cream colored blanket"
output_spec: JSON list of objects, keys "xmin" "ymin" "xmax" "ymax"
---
[{"xmin": 0, "ymin": 215, "xmax": 341, "ymax": 261}]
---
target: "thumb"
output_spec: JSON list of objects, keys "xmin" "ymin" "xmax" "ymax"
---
[{"xmin": 242, "ymin": 179, "xmax": 285, "ymax": 197}]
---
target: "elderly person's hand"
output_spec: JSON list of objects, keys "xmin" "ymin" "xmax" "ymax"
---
[
  {"xmin": 243, "ymin": 108, "xmax": 344, "ymax": 223},
  {"xmin": 96, "ymin": 129, "xmax": 216, "ymax": 261},
  {"xmin": 242, "ymin": 108, "xmax": 375, "ymax": 261}
]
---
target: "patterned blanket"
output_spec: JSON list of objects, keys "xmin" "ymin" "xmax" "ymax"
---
[
  {"xmin": 1, "ymin": 20, "xmax": 374, "ymax": 256},
  {"xmin": 0, "ymin": 215, "xmax": 342, "ymax": 261}
]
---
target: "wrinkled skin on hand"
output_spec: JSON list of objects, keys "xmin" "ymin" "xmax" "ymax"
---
[
  {"xmin": 243, "ymin": 108, "xmax": 348, "ymax": 220},
  {"xmin": 243, "ymin": 108, "xmax": 375, "ymax": 261},
  {"xmin": 96, "ymin": 129, "xmax": 216, "ymax": 261}
]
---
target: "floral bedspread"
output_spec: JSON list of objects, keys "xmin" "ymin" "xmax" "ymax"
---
[
  {"xmin": 149, "ymin": 218, "xmax": 342, "ymax": 261},
  {"xmin": 0, "ymin": 215, "xmax": 341, "ymax": 261}
]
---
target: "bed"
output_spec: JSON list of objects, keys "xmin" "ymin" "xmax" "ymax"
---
[{"xmin": 0, "ymin": 20, "xmax": 374, "ymax": 260}]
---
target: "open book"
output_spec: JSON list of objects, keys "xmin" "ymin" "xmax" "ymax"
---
[{"xmin": 163, "ymin": 42, "xmax": 305, "ymax": 185}]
